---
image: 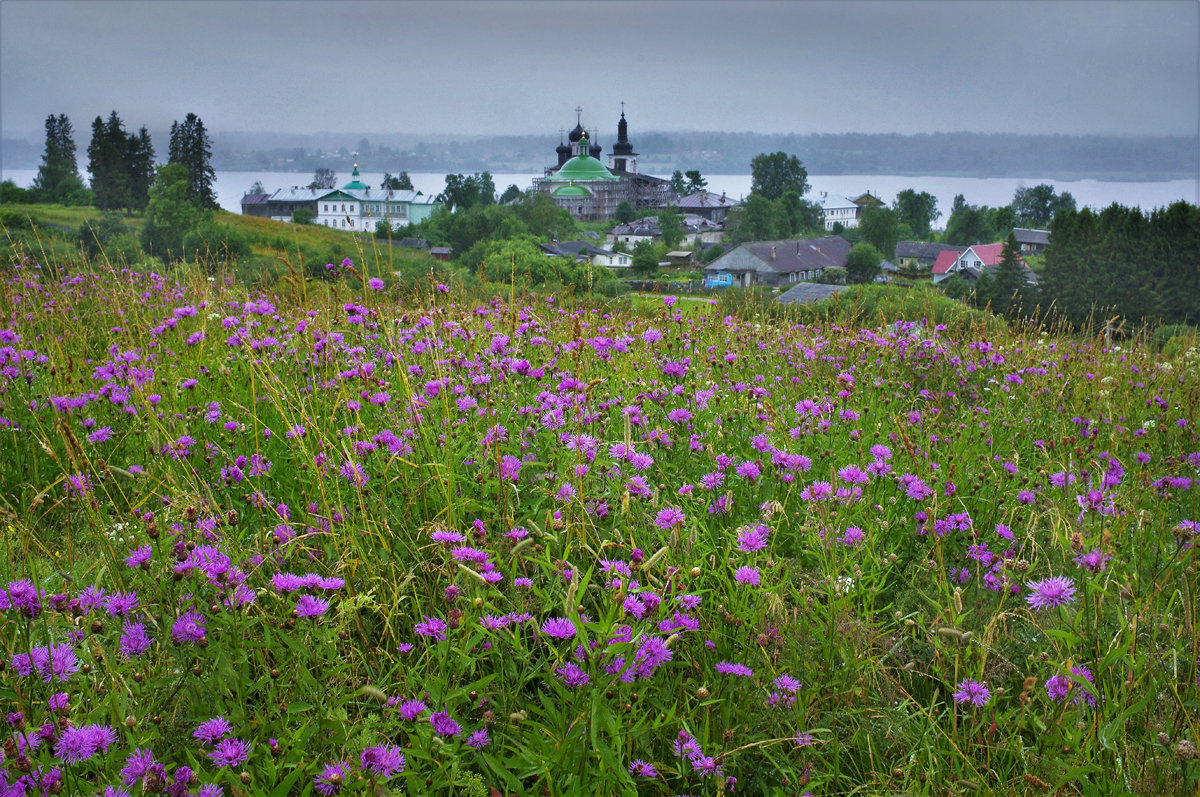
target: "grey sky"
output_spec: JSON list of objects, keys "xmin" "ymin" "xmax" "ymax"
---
[{"xmin": 2, "ymin": 0, "xmax": 1196, "ymax": 139}]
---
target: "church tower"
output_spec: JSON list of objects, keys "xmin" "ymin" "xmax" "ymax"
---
[{"xmin": 609, "ymin": 103, "xmax": 638, "ymax": 175}]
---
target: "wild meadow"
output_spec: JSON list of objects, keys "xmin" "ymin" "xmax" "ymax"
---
[{"xmin": 0, "ymin": 251, "xmax": 1197, "ymax": 796}]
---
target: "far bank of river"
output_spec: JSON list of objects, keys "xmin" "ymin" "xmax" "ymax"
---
[{"xmin": 3, "ymin": 168, "xmax": 1197, "ymax": 225}]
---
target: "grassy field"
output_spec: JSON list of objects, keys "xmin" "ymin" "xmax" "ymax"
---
[{"xmin": 0, "ymin": 247, "xmax": 1198, "ymax": 795}]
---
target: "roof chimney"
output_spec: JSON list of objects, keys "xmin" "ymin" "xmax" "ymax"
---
[{"xmin": 771, "ymin": 246, "xmax": 777, "ymax": 260}]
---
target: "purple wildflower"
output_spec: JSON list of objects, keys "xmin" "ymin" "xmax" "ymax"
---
[
  {"xmin": 54, "ymin": 724, "xmax": 116, "ymax": 764},
  {"xmin": 193, "ymin": 717, "xmax": 232, "ymax": 745},
  {"xmin": 123, "ymin": 546, "xmax": 152, "ymax": 568},
  {"xmin": 734, "ymin": 566, "xmax": 761, "ymax": 586},
  {"xmin": 360, "ymin": 743, "xmax": 405, "ymax": 777},
  {"xmin": 396, "ymin": 699, "xmax": 426, "ymax": 720},
  {"xmin": 715, "ymin": 661, "xmax": 754, "ymax": 678},
  {"xmin": 295, "ymin": 594, "xmax": 330, "ymax": 618},
  {"xmin": 208, "ymin": 737, "xmax": 251, "ymax": 768},
  {"xmin": 1025, "ymin": 576, "xmax": 1076, "ymax": 610},
  {"xmin": 654, "ymin": 506, "xmax": 685, "ymax": 530},
  {"xmin": 1073, "ymin": 549, "xmax": 1111, "ymax": 573},
  {"xmin": 430, "ymin": 711, "xmax": 462, "ymax": 738},
  {"xmin": 466, "ymin": 729, "xmax": 490, "ymax": 749},
  {"xmin": 119, "ymin": 621, "xmax": 152, "ymax": 658},
  {"xmin": 629, "ymin": 759, "xmax": 658, "ymax": 778},
  {"xmin": 952, "ymin": 679, "xmax": 991, "ymax": 707},
  {"xmin": 172, "ymin": 609, "xmax": 207, "ymax": 644},
  {"xmin": 540, "ymin": 617, "xmax": 577, "ymax": 639},
  {"xmin": 414, "ymin": 616, "xmax": 447, "ymax": 641},
  {"xmin": 313, "ymin": 760, "xmax": 349, "ymax": 796},
  {"xmin": 555, "ymin": 663, "xmax": 591, "ymax": 687},
  {"xmin": 120, "ymin": 748, "xmax": 157, "ymax": 786}
]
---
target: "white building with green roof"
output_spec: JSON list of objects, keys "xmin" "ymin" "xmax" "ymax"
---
[{"xmin": 314, "ymin": 164, "xmax": 441, "ymax": 232}]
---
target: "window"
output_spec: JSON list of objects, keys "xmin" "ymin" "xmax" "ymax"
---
[{"xmin": 324, "ymin": 204, "xmax": 329, "ymax": 211}]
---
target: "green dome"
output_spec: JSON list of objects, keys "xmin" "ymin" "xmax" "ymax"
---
[
  {"xmin": 342, "ymin": 163, "xmax": 369, "ymax": 191},
  {"xmin": 553, "ymin": 183, "xmax": 590, "ymax": 197},
  {"xmin": 553, "ymin": 135, "xmax": 617, "ymax": 182}
]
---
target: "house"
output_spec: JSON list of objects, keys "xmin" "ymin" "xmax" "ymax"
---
[
  {"xmin": 239, "ymin": 192, "xmax": 271, "ymax": 218},
  {"xmin": 818, "ymin": 193, "xmax": 862, "ymax": 230},
  {"xmin": 672, "ymin": 191, "xmax": 740, "ymax": 223},
  {"xmin": 313, "ymin": 165, "xmax": 440, "ymax": 232},
  {"xmin": 1013, "ymin": 228, "xmax": 1050, "ymax": 255},
  {"xmin": 931, "ymin": 243, "xmax": 1033, "ymax": 284},
  {"xmin": 540, "ymin": 241, "xmax": 633, "ymax": 270},
  {"xmin": 258, "ymin": 187, "xmax": 321, "ymax": 222},
  {"xmin": 606, "ymin": 214, "xmax": 723, "ymax": 247},
  {"xmin": 850, "ymin": 192, "xmax": 886, "ymax": 211},
  {"xmin": 778, "ymin": 283, "xmax": 850, "ymax": 304},
  {"xmin": 608, "ymin": 217, "xmax": 660, "ymax": 246},
  {"xmin": 396, "ymin": 237, "xmax": 430, "ymax": 251},
  {"xmin": 894, "ymin": 241, "xmax": 966, "ymax": 271},
  {"xmin": 430, "ymin": 247, "xmax": 453, "ymax": 262},
  {"xmin": 704, "ymin": 236, "xmax": 851, "ymax": 288}
]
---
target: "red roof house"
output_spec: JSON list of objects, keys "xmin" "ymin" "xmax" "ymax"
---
[{"xmin": 932, "ymin": 243, "xmax": 1029, "ymax": 284}]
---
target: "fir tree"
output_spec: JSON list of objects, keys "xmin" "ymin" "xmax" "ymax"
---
[
  {"xmin": 992, "ymin": 231, "xmax": 1028, "ymax": 318},
  {"xmin": 168, "ymin": 113, "xmax": 217, "ymax": 208},
  {"xmin": 125, "ymin": 126, "xmax": 156, "ymax": 213},
  {"xmin": 87, "ymin": 112, "xmax": 132, "ymax": 212},
  {"xmin": 33, "ymin": 114, "xmax": 87, "ymax": 204}
]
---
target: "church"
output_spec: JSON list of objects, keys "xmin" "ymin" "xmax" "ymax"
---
[{"xmin": 532, "ymin": 107, "xmax": 671, "ymax": 222}]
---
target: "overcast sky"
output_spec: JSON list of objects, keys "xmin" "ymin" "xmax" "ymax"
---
[{"xmin": 2, "ymin": 0, "xmax": 1197, "ymax": 140}]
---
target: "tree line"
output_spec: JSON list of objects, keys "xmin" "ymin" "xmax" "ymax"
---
[{"xmin": 4, "ymin": 111, "xmax": 217, "ymax": 216}]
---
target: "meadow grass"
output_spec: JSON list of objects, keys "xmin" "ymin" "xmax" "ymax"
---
[{"xmin": 0, "ymin": 244, "xmax": 1197, "ymax": 796}]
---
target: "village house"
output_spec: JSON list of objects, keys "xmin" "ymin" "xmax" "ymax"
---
[
  {"xmin": 931, "ymin": 243, "xmax": 1035, "ymax": 284},
  {"xmin": 671, "ymin": 190, "xmax": 740, "ymax": 223},
  {"xmin": 607, "ymin": 214, "xmax": 723, "ymax": 247},
  {"xmin": 894, "ymin": 241, "xmax": 967, "ymax": 271},
  {"xmin": 704, "ymin": 236, "xmax": 851, "ymax": 288},
  {"xmin": 1013, "ymin": 227, "xmax": 1051, "ymax": 255},
  {"xmin": 539, "ymin": 241, "xmax": 633, "ymax": 271}
]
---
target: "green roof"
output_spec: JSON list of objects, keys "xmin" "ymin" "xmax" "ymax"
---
[
  {"xmin": 342, "ymin": 163, "xmax": 369, "ymax": 191},
  {"xmin": 553, "ymin": 183, "xmax": 590, "ymax": 197},
  {"xmin": 553, "ymin": 134, "xmax": 618, "ymax": 182}
]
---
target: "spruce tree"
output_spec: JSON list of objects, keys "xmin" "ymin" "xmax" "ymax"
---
[
  {"xmin": 126, "ymin": 126, "xmax": 156, "ymax": 213},
  {"xmin": 33, "ymin": 114, "xmax": 86, "ymax": 204},
  {"xmin": 993, "ymin": 231, "xmax": 1027, "ymax": 317},
  {"xmin": 168, "ymin": 113, "xmax": 217, "ymax": 208}
]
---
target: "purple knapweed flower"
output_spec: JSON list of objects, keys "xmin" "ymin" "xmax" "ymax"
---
[
  {"xmin": 1025, "ymin": 576, "xmax": 1076, "ymax": 610},
  {"xmin": 313, "ymin": 760, "xmax": 350, "ymax": 796},
  {"xmin": 54, "ymin": 724, "xmax": 116, "ymax": 764},
  {"xmin": 715, "ymin": 661, "xmax": 754, "ymax": 677},
  {"xmin": 295, "ymin": 595, "xmax": 330, "ymax": 618},
  {"xmin": 555, "ymin": 663, "xmax": 591, "ymax": 687},
  {"xmin": 629, "ymin": 759, "xmax": 658, "ymax": 778},
  {"xmin": 952, "ymin": 679, "xmax": 991, "ymax": 707},
  {"xmin": 171, "ymin": 609, "xmax": 207, "ymax": 644},
  {"xmin": 208, "ymin": 737, "xmax": 251, "ymax": 768},
  {"xmin": 540, "ymin": 617, "xmax": 577, "ymax": 639},
  {"xmin": 360, "ymin": 743, "xmax": 405, "ymax": 777},
  {"xmin": 193, "ymin": 717, "xmax": 232, "ymax": 745},
  {"xmin": 430, "ymin": 711, "xmax": 462, "ymax": 738},
  {"xmin": 734, "ymin": 566, "xmax": 761, "ymax": 586}
]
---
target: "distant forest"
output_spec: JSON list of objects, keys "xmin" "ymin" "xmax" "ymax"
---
[{"xmin": 3, "ymin": 130, "xmax": 1195, "ymax": 180}]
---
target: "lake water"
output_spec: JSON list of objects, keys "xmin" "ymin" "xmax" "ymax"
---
[{"xmin": 4, "ymin": 167, "xmax": 1196, "ymax": 226}]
